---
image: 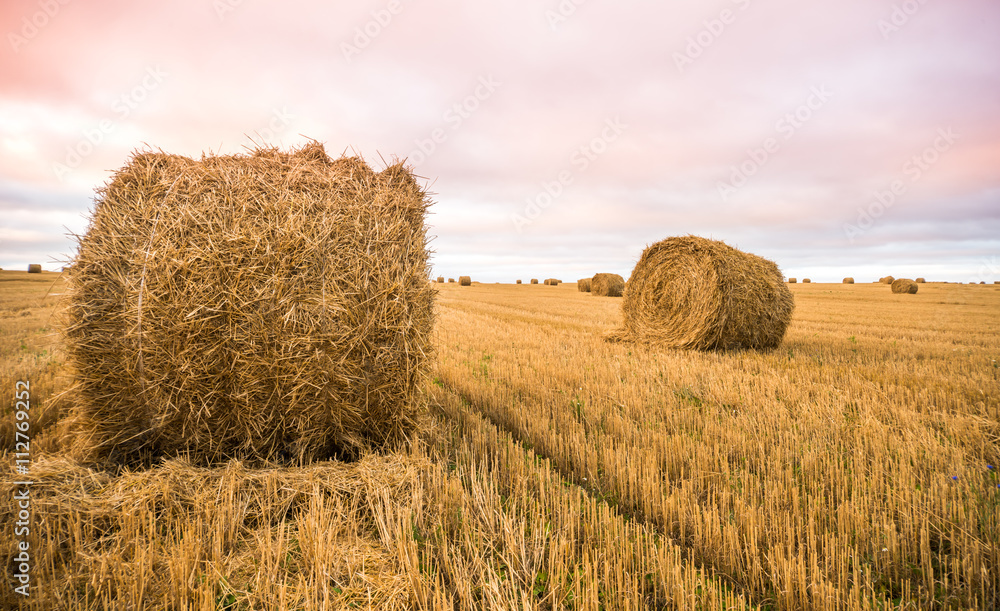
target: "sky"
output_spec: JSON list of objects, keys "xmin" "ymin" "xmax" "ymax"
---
[{"xmin": 1, "ymin": 0, "xmax": 999, "ymax": 283}]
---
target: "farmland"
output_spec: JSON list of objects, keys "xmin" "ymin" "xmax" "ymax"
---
[{"xmin": 2, "ymin": 270, "xmax": 999, "ymax": 609}]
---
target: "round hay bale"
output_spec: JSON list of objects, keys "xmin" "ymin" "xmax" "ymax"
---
[
  {"xmin": 802, "ymin": 278, "xmax": 811, "ymax": 283},
  {"xmin": 915, "ymin": 278, "xmax": 926, "ymax": 283},
  {"xmin": 459, "ymin": 276, "xmax": 471, "ymax": 286},
  {"xmin": 543, "ymin": 279, "xmax": 550, "ymax": 285},
  {"xmin": 607, "ymin": 236, "xmax": 794, "ymax": 350},
  {"xmin": 64, "ymin": 142, "xmax": 435, "ymax": 464},
  {"xmin": 516, "ymin": 279, "xmax": 522, "ymax": 284},
  {"xmin": 577, "ymin": 278, "xmax": 592, "ymax": 292},
  {"xmin": 890, "ymin": 278, "xmax": 918, "ymax": 294},
  {"xmin": 27, "ymin": 264, "xmax": 42, "ymax": 273},
  {"xmin": 879, "ymin": 276, "xmax": 895, "ymax": 284},
  {"xmin": 842, "ymin": 277, "xmax": 854, "ymax": 284},
  {"xmin": 788, "ymin": 278, "xmax": 797, "ymax": 283},
  {"xmin": 530, "ymin": 279, "xmax": 539, "ymax": 284},
  {"xmin": 591, "ymin": 273, "xmax": 625, "ymax": 297},
  {"xmin": 448, "ymin": 278, "xmax": 455, "ymax": 283},
  {"xmin": 545, "ymin": 278, "xmax": 560, "ymax": 286},
  {"xmin": 436, "ymin": 276, "xmax": 444, "ymax": 283}
]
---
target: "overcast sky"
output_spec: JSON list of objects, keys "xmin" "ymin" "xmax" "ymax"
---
[{"xmin": 2, "ymin": 0, "xmax": 998, "ymax": 282}]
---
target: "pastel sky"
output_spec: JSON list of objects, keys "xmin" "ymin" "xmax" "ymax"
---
[{"xmin": 2, "ymin": 0, "xmax": 998, "ymax": 282}]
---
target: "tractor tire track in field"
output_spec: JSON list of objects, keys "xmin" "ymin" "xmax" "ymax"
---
[{"xmin": 432, "ymin": 380, "xmax": 766, "ymax": 610}]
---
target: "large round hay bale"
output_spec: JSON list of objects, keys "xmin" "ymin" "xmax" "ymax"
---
[
  {"xmin": 436, "ymin": 276, "xmax": 444, "ymax": 283},
  {"xmin": 802, "ymin": 278, "xmax": 811, "ymax": 283},
  {"xmin": 64, "ymin": 142, "xmax": 435, "ymax": 464},
  {"xmin": 577, "ymin": 278, "xmax": 592, "ymax": 292},
  {"xmin": 608, "ymin": 236, "xmax": 793, "ymax": 350},
  {"xmin": 915, "ymin": 278, "xmax": 925, "ymax": 283},
  {"xmin": 27, "ymin": 264, "xmax": 42, "ymax": 273},
  {"xmin": 516, "ymin": 279, "xmax": 522, "ymax": 284},
  {"xmin": 459, "ymin": 276, "xmax": 471, "ymax": 286},
  {"xmin": 530, "ymin": 279, "xmax": 538, "ymax": 284},
  {"xmin": 788, "ymin": 278, "xmax": 797, "ymax": 283},
  {"xmin": 891, "ymin": 278, "xmax": 918, "ymax": 294},
  {"xmin": 843, "ymin": 277, "xmax": 854, "ymax": 284},
  {"xmin": 592, "ymin": 273, "xmax": 624, "ymax": 297}
]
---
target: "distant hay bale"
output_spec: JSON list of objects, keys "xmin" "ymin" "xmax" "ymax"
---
[
  {"xmin": 843, "ymin": 277, "xmax": 854, "ymax": 284},
  {"xmin": 543, "ymin": 279, "xmax": 550, "ymax": 285},
  {"xmin": 891, "ymin": 278, "xmax": 918, "ymax": 294},
  {"xmin": 516, "ymin": 279, "xmax": 522, "ymax": 284},
  {"xmin": 459, "ymin": 276, "xmax": 471, "ymax": 286},
  {"xmin": 530, "ymin": 279, "xmax": 538, "ymax": 284},
  {"xmin": 607, "ymin": 236, "xmax": 794, "ymax": 350},
  {"xmin": 578, "ymin": 278, "xmax": 592, "ymax": 292},
  {"xmin": 28, "ymin": 264, "xmax": 42, "ymax": 273},
  {"xmin": 879, "ymin": 276, "xmax": 895, "ymax": 284},
  {"xmin": 788, "ymin": 278, "xmax": 797, "ymax": 283},
  {"xmin": 64, "ymin": 142, "xmax": 434, "ymax": 464},
  {"xmin": 915, "ymin": 278, "xmax": 925, "ymax": 283},
  {"xmin": 545, "ymin": 278, "xmax": 560, "ymax": 286},
  {"xmin": 448, "ymin": 278, "xmax": 455, "ymax": 283},
  {"xmin": 591, "ymin": 273, "xmax": 625, "ymax": 297},
  {"xmin": 980, "ymin": 281, "xmax": 986, "ymax": 285},
  {"xmin": 802, "ymin": 278, "xmax": 811, "ymax": 283},
  {"xmin": 436, "ymin": 276, "xmax": 444, "ymax": 283}
]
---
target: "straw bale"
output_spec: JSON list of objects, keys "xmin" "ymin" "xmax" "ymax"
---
[
  {"xmin": 436, "ymin": 276, "xmax": 444, "ymax": 283},
  {"xmin": 27, "ymin": 264, "xmax": 42, "ymax": 273},
  {"xmin": 516, "ymin": 279, "xmax": 522, "ymax": 284},
  {"xmin": 879, "ymin": 276, "xmax": 895, "ymax": 284},
  {"xmin": 788, "ymin": 278, "xmax": 797, "ymax": 283},
  {"xmin": 891, "ymin": 278, "xmax": 918, "ymax": 294},
  {"xmin": 915, "ymin": 278, "xmax": 925, "ymax": 283},
  {"xmin": 530, "ymin": 279, "xmax": 538, "ymax": 284},
  {"xmin": 607, "ymin": 236, "xmax": 793, "ymax": 350},
  {"xmin": 802, "ymin": 278, "xmax": 811, "ymax": 283},
  {"xmin": 63, "ymin": 142, "xmax": 434, "ymax": 464},
  {"xmin": 459, "ymin": 276, "xmax": 471, "ymax": 286},
  {"xmin": 591, "ymin": 273, "xmax": 624, "ymax": 297},
  {"xmin": 843, "ymin": 277, "xmax": 854, "ymax": 284},
  {"xmin": 578, "ymin": 278, "xmax": 591, "ymax": 292}
]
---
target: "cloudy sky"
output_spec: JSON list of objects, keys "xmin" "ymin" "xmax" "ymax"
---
[{"xmin": 2, "ymin": 0, "xmax": 998, "ymax": 282}]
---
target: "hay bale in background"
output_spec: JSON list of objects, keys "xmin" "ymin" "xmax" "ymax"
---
[
  {"xmin": 436, "ymin": 276, "xmax": 444, "ymax": 283},
  {"xmin": 879, "ymin": 276, "xmax": 895, "ymax": 284},
  {"xmin": 448, "ymin": 278, "xmax": 455, "ymax": 283},
  {"xmin": 607, "ymin": 236, "xmax": 793, "ymax": 350},
  {"xmin": 891, "ymin": 278, "xmax": 918, "ymax": 294},
  {"xmin": 459, "ymin": 276, "xmax": 471, "ymax": 286},
  {"xmin": 530, "ymin": 279, "xmax": 538, "ymax": 284},
  {"xmin": 545, "ymin": 278, "xmax": 560, "ymax": 286},
  {"xmin": 802, "ymin": 278, "xmax": 811, "ymax": 283},
  {"xmin": 516, "ymin": 279, "xmax": 522, "ymax": 284},
  {"xmin": 64, "ymin": 142, "xmax": 435, "ymax": 464},
  {"xmin": 543, "ymin": 279, "xmax": 550, "ymax": 285},
  {"xmin": 578, "ymin": 278, "xmax": 592, "ymax": 292},
  {"xmin": 591, "ymin": 273, "xmax": 625, "ymax": 297},
  {"xmin": 788, "ymin": 278, "xmax": 797, "ymax": 283},
  {"xmin": 843, "ymin": 277, "xmax": 854, "ymax": 284},
  {"xmin": 28, "ymin": 264, "xmax": 42, "ymax": 273},
  {"xmin": 915, "ymin": 278, "xmax": 926, "ymax": 283}
]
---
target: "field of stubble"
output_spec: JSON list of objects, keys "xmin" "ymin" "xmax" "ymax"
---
[{"xmin": 2, "ymin": 270, "xmax": 998, "ymax": 610}]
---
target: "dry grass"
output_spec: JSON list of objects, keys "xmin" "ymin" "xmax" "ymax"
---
[
  {"xmin": 891, "ymin": 278, "xmax": 919, "ymax": 294},
  {"xmin": 62, "ymin": 143, "xmax": 434, "ymax": 464},
  {"xmin": 607, "ymin": 237, "xmax": 793, "ymax": 350},
  {"xmin": 577, "ymin": 278, "xmax": 592, "ymax": 292},
  {"xmin": 2, "ymin": 274, "xmax": 998, "ymax": 610},
  {"xmin": 591, "ymin": 273, "xmax": 624, "ymax": 297}
]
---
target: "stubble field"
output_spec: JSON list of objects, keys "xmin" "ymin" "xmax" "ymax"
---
[{"xmin": 2, "ymin": 270, "xmax": 998, "ymax": 610}]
